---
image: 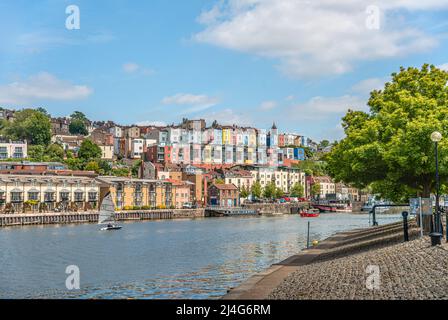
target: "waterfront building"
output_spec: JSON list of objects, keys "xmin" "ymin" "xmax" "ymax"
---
[
  {"xmin": 168, "ymin": 179, "xmax": 192, "ymax": 208},
  {"xmin": 313, "ymin": 176, "xmax": 336, "ymax": 199},
  {"xmin": 0, "ymin": 174, "xmax": 100, "ymax": 213},
  {"xmin": 0, "ymin": 140, "xmax": 27, "ymax": 159},
  {"xmin": 232, "ymin": 164, "xmax": 305, "ymax": 194},
  {"xmin": 222, "ymin": 169, "xmax": 254, "ymax": 191},
  {"xmin": 207, "ymin": 183, "xmax": 240, "ymax": 207},
  {"xmin": 97, "ymin": 176, "xmax": 173, "ymax": 209},
  {"xmin": 182, "ymin": 170, "xmax": 205, "ymax": 206},
  {"xmin": 335, "ymin": 183, "xmax": 361, "ymax": 202}
]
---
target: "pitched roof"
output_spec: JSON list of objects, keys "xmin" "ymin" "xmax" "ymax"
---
[{"xmin": 211, "ymin": 183, "xmax": 238, "ymax": 190}]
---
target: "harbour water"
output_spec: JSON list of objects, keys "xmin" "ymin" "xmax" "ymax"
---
[{"xmin": 0, "ymin": 213, "xmax": 402, "ymax": 299}]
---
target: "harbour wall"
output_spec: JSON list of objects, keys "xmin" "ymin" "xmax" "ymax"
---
[{"xmin": 0, "ymin": 208, "xmax": 206, "ymax": 227}]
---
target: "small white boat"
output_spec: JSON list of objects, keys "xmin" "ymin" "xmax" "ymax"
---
[{"xmin": 98, "ymin": 192, "xmax": 122, "ymax": 231}]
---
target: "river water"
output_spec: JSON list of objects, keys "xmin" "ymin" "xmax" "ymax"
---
[{"xmin": 0, "ymin": 213, "xmax": 401, "ymax": 299}]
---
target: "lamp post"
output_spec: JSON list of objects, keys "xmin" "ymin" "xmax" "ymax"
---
[{"xmin": 430, "ymin": 131, "xmax": 442, "ymax": 246}]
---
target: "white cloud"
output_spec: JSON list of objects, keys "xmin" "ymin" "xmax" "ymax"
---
[
  {"xmin": 0, "ymin": 72, "xmax": 93, "ymax": 104},
  {"xmin": 194, "ymin": 0, "xmax": 443, "ymax": 78},
  {"xmin": 122, "ymin": 62, "xmax": 154, "ymax": 75},
  {"xmin": 292, "ymin": 95, "xmax": 366, "ymax": 120},
  {"xmin": 202, "ymin": 108, "xmax": 253, "ymax": 126},
  {"xmin": 13, "ymin": 30, "xmax": 115, "ymax": 54},
  {"xmin": 438, "ymin": 63, "xmax": 448, "ymax": 71},
  {"xmin": 123, "ymin": 62, "xmax": 140, "ymax": 73},
  {"xmin": 162, "ymin": 93, "xmax": 220, "ymax": 113},
  {"xmin": 260, "ymin": 100, "xmax": 277, "ymax": 110},
  {"xmin": 135, "ymin": 120, "xmax": 167, "ymax": 127},
  {"xmin": 351, "ymin": 77, "xmax": 388, "ymax": 95}
]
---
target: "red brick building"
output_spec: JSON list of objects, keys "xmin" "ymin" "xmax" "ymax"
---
[{"xmin": 207, "ymin": 183, "xmax": 240, "ymax": 207}]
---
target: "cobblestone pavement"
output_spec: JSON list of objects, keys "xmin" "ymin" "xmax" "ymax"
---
[{"xmin": 269, "ymin": 238, "xmax": 448, "ymax": 300}]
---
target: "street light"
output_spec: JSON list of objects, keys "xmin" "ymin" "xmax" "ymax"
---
[{"xmin": 430, "ymin": 131, "xmax": 443, "ymax": 246}]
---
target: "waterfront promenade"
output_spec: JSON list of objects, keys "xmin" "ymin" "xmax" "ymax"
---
[{"xmin": 224, "ymin": 219, "xmax": 435, "ymax": 300}]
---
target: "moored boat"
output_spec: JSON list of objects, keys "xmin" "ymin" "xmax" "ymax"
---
[{"xmin": 299, "ymin": 208, "xmax": 320, "ymax": 218}]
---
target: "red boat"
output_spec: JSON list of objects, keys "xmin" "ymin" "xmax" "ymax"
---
[{"xmin": 299, "ymin": 208, "xmax": 320, "ymax": 218}]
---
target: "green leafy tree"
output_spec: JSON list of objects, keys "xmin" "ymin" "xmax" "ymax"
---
[
  {"xmin": 319, "ymin": 140, "xmax": 330, "ymax": 148},
  {"xmin": 3, "ymin": 109, "xmax": 51, "ymax": 146},
  {"xmin": 240, "ymin": 185, "xmax": 249, "ymax": 198},
  {"xmin": 250, "ymin": 180, "xmax": 262, "ymax": 199},
  {"xmin": 263, "ymin": 181, "xmax": 276, "ymax": 199},
  {"xmin": 326, "ymin": 64, "xmax": 448, "ymax": 202},
  {"xmin": 78, "ymin": 139, "xmax": 102, "ymax": 162},
  {"xmin": 44, "ymin": 143, "xmax": 64, "ymax": 162},
  {"xmin": 290, "ymin": 183, "xmax": 304, "ymax": 197},
  {"xmin": 70, "ymin": 111, "xmax": 88, "ymax": 122},
  {"xmin": 28, "ymin": 145, "xmax": 45, "ymax": 161},
  {"xmin": 65, "ymin": 158, "xmax": 83, "ymax": 170},
  {"xmin": 84, "ymin": 161, "xmax": 101, "ymax": 173},
  {"xmin": 112, "ymin": 167, "xmax": 130, "ymax": 177},
  {"xmin": 69, "ymin": 119, "xmax": 88, "ymax": 135},
  {"xmin": 131, "ymin": 160, "xmax": 142, "ymax": 177},
  {"xmin": 275, "ymin": 187, "xmax": 284, "ymax": 199},
  {"xmin": 311, "ymin": 184, "xmax": 321, "ymax": 198},
  {"xmin": 36, "ymin": 107, "xmax": 50, "ymax": 117}
]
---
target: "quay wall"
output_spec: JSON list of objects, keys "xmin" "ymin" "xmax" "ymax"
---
[{"xmin": 0, "ymin": 208, "xmax": 205, "ymax": 227}]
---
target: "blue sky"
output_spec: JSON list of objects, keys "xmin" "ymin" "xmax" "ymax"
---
[{"xmin": 0, "ymin": 0, "xmax": 447, "ymax": 141}]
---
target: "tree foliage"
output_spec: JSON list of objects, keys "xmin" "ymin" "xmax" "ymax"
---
[
  {"xmin": 2, "ymin": 109, "xmax": 51, "ymax": 146},
  {"xmin": 69, "ymin": 119, "xmax": 88, "ymax": 135},
  {"xmin": 326, "ymin": 64, "xmax": 448, "ymax": 201},
  {"xmin": 250, "ymin": 180, "xmax": 262, "ymax": 199},
  {"xmin": 290, "ymin": 182, "xmax": 304, "ymax": 197},
  {"xmin": 263, "ymin": 181, "xmax": 277, "ymax": 199},
  {"xmin": 78, "ymin": 139, "xmax": 102, "ymax": 161}
]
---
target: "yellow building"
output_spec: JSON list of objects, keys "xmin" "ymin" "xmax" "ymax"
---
[
  {"xmin": 97, "ymin": 176, "xmax": 173, "ymax": 209},
  {"xmin": 222, "ymin": 127, "xmax": 232, "ymax": 145}
]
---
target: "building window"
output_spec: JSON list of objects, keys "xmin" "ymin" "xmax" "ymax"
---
[
  {"xmin": 88, "ymin": 192, "xmax": 97, "ymax": 202},
  {"xmin": 60, "ymin": 192, "xmax": 70, "ymax": 202},
  {"xmin": 11, "ymin": 192, "xmax": 23, "ymax": 202},
  {"xmin": 45, "ymin": 192, "xmax": 55, "ymax": 202},
  {"xmin": 28, "ymin": 192, "xmax": 39, "ymax": 201},
  {"xmin": 0, "ymin": 147, "xmax": 8, "ymax": 159},
  {"xmin": 74, "ymin": 192, "xmax": 84, "ymax": 202}
]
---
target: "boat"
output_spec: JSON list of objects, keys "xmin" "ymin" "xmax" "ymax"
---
[
  {"xmin": 98, "ymin": 192, "xmax": 122, "ymax": 231},
  {"xmin": 299, "ymin": 208, "xmax": 320, "ymax": 218}
]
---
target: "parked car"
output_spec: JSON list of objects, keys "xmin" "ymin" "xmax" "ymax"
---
[{"xmin": 182, "ymin": 203, "xmax": 193, "ymax": 209}]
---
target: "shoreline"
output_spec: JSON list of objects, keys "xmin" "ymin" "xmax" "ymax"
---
[
  {"xmin": 223, "ymin": 219, "xmax": 419, "ymax": 299},
  {"xmin": 0, "ymin": 203, "xmax": 314, "ymax": 228}
]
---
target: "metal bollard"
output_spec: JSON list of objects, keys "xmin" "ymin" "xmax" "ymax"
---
[{"xmin": 402, "ymin": 211, "xmax": 409, "ymax": 242}]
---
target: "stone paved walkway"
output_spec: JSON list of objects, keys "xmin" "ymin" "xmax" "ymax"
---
[{"xmin": 269, "ymin": 238, "xmax": 448, "ymax": 300}]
